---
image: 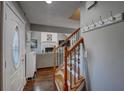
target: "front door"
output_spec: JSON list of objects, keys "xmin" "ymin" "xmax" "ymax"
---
[{"xmin": 4, "ymin": 4, "xmax": 26, "ymax": 90}]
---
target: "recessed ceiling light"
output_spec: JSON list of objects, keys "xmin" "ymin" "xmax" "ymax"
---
[{"xmin": 46, "ymin": 1, "xmax": 52, "ymax": 4}]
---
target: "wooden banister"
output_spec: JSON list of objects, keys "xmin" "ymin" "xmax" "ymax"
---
[
  {"xmin": 68, "ymin": 37, "xmax": 84, "ymax": 53},
  {"xmin": 54, "ymin": 28, "xmax": 80, "ymax": 50},
  {"xmin": 63, "ymin": 37, "xmax": 84, "ymax": 90},
  {"xmin": 52, "ymin": 28, "xmax": 85, "ymax": 91},
  {"xmin": 64, "ymin": 46, "xmax": 68, "ymax": 91},
  {"xmin": 55, "ymin": 42, "xmax": 64, "ymax": 50},
  {"xmin": 65, "ymin": 28, "xmax": 80, "ymax": 40}
]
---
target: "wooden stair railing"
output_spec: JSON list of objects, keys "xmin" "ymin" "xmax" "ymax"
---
[
  {"xmin": 63, "ymin": 37, "xmax": 84, "ymax": 91},
  {"xmin": 52, "ymin": 28, "xmax": 80, "ymax": 72},
  {"xmin": 65, "ymin": 28, "xmax": 80, "ymax": 47},
  {"xmin": 66, "ymin": 28, "xmax": 80, "ymax": 40},
  {"xmin": 52, "ymin": 28, "xmax": 86, "ymax": 91},
  {"xmin": 64, "ymin": 46, "xmax": 68, "ymax": 90}
]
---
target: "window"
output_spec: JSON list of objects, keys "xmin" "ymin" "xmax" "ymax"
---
[{"xmin": 12, "ymin": 27, "xmax": 20, "ymax": 68}]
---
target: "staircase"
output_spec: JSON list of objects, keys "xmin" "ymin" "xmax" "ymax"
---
[{"xmin": 53, "ymin": 28, "xmax": 86, "ymax": 91}]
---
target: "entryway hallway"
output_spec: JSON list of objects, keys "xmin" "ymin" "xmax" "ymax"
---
[{"xmin": 1, "ymin": 1, "xmax": 124, "ymax": 91}]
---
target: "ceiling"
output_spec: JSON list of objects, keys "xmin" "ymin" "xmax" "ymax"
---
[{"xmin": 19, "ymin": 1, "xmax": 81, "ymax": 29}]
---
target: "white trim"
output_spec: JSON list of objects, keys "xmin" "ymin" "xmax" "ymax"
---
[
  {"xmin": 2, "ymin": 2, "xmax": 6, "ymax": 91},
  {"xmin": 5, "ymin": 2, "xmax": 25, "ymax": 24},
  {"xmin": 2, "ymin": 2, "xmax": 26, "ymax": 90}
]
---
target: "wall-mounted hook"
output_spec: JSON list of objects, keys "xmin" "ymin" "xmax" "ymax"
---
[
  {"xmin": 86, "ymin": 24, "xmax": 89, "ymax": 29},
  {"xmin": 110, "ymin": 11, "xmax": 115, "ymax": 21},
  {"xmin": 99, "ymin": 16, "xmax": 104, "ymax": 24},
  {"xmin": 92, "ymin": 20, "xmax": 96, "ymax": 27},
  {"xmin": 82, "ymin": 12, "xmax": 124, "ymax": 33}
]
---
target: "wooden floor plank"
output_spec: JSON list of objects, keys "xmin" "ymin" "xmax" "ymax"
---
[{"xmin": 23, "ymin": 67, "xmax": 57, "ymax": 91}]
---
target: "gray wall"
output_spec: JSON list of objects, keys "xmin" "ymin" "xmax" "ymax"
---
[
  {"xmin": 31, "ymin": 31, "xmax": 42, "ymax": 53},
  {"xmin": 0, "ymin": 1, "xmax": 3, "ymax": 90},
  {"xmin": 31, "ymin": 24, "xmax": 74, "ymax": 33},
  {"xmin": 81, "ymin": 1, "xmax": 124, "ymax": 91}
]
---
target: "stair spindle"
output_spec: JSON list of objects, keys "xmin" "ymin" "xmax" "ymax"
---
[
  {"xmin": 77, "ymin": 45, "xmax": 80, "ymax": 79},
  {"xmin": 64, "ymin": 46, "xmax": 68, "ymax": 91},
  {"xmin": 75, "ymin": 32, "xmax": 78, "ymax": 42},
  {"xmin": 69, "ymin": 52, "xmax": 72, "ymax": 89},
  {"xmin": 73, "ymin": 35, "xmax": 76, "ymax": 45},
  {"xmin": 72, "ymin": 36, "xmax": 73, "ymax": 46},
  {"xmin": 62, "ymin": 47, "xmax": 64, "ymax": 64},
  {"xmin": 74, "ymin": 49, "xmax": 76, "ymax": 84},
  {"xmin": 59, "ymin": 48, "xmax": 61, "ymax": 65},
  {"xmin": 75, "ymin": 34, "xmax": 77, "ymax": 43},
  {"xmin": 57, "ymin": 49, "xmax": 59, "ymax": 66},
  {"xmin": 78, "ymin": 31, "xmax": 80, "ymax": 40}
]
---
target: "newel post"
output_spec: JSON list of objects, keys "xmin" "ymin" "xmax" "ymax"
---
[{"xmin": 64, "ymin": 46, "xmax": 68, "ymax": 91}]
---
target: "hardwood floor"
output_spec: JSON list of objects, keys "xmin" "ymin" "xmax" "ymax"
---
[{"xmin": 23, "ymin": 67, "xmax": 57, "ymax": 91}]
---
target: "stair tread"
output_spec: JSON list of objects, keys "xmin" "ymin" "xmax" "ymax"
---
[
  {"xmin": 56, "ymin": 63, "xmax": 80, "ymax": 77},
  {"xmin": 55, "ymin": 68, "xmax": 85, "ymax": 87},
  {"xmin": 55, "ymin": 74, "xmax": 85, "ymax": 91},
  {"xmin": 55, "ymin": 75, "xmax": 64, "ymax": 90}
]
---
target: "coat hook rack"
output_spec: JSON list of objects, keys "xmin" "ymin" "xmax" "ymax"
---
[
  {"xmin": 110, "ymin": 11, "xmax": 115, "ymax": 21},
  {"xmin": 82, "ymin": 12, "xmax": 124, "ymax": 33},
  {"xmin": 85, "ymin": 24, "xmax": 89, "ymax": 30},
  {"xmin": 92, "ymin": 20, "xmax": 96, "ymax": 27},
  {"xmin": 99, "ymin": 16, "xmax": 104, "ymax": 24}
]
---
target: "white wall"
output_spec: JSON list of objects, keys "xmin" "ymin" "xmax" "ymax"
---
[
  {"xmin": 81, "ymin": 1, "xmax": 124, "ymax": 91},
  {"xmin": 58, "ymin": 33, "xmax": 66, "ymax": 41},
  {"xmin": 25, "ymin": 20, "xmax": 31, "ymax": 53},
  {"xmin": 25, "ymin": 31, "xmax": 31, "ymax": 53},
  {"xmin": 36, "ymin": 53, "xmax": 53, "ymax": 68}
]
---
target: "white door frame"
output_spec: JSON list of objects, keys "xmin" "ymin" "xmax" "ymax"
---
[
  {"xmin": 2, "ymin": 2, "xmax": 26, "ymax": 90},
  {"xmin": 2, "ymin": 2, "xmax": 7, "ymax": 90}
]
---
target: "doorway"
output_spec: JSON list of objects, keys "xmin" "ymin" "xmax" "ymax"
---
[{"xmin": 2, "ymin": 2, "xmax": 26, "ymax": 90}]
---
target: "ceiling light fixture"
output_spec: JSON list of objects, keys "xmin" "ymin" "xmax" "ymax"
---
[{"xmin": 46, "ymin": 1, "xmax": 52, "ymax": 4}]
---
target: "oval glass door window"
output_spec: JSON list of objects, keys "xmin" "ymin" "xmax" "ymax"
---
[{"xmin": 13, "ymin": 27, "xmax": 20, "ymax": 69}]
